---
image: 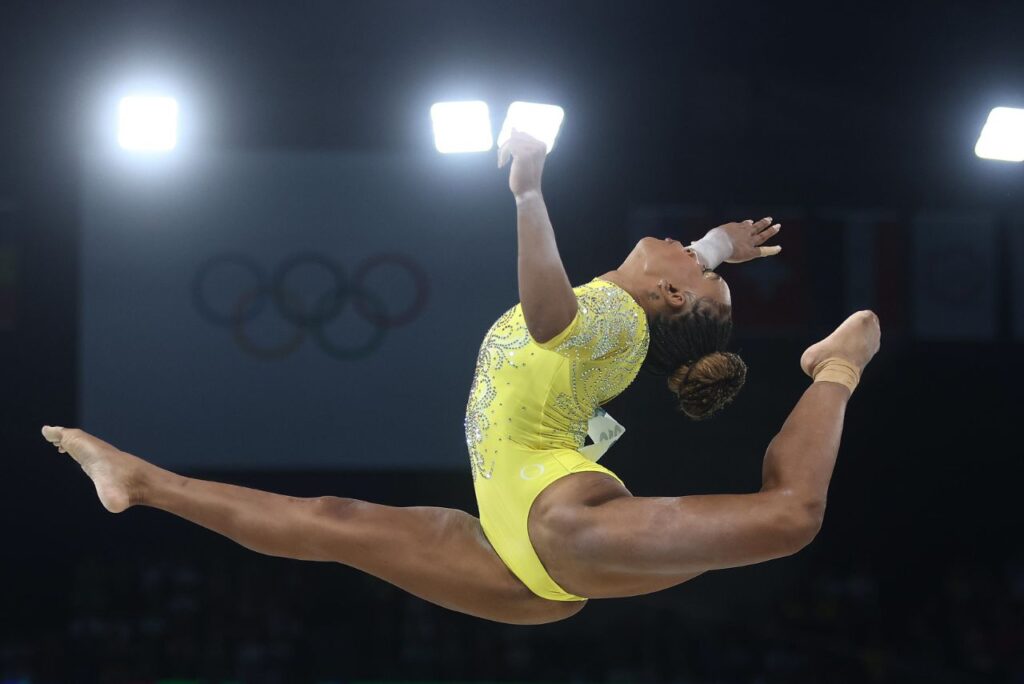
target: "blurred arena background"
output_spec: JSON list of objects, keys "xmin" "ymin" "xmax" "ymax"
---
[{"xmin": 1, "ymin": 1, "xmax": 1023, "ymax": 682}]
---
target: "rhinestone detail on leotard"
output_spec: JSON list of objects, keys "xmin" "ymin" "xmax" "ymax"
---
[
  {"xmin": 546, "ymin": 284, "xmax": 650, "ymax": 448},
  {"xmin": 464, "ymin": 280, "xmax": 649, "ymax": 481},
  {"xmin": 464, "ymin": 307, "xmax": 530, "ymax": 480}
]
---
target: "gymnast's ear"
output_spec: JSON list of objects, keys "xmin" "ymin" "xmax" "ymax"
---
[{"xmin": 656, "ymin": 279, "xmax": 690, "ymax": 312}]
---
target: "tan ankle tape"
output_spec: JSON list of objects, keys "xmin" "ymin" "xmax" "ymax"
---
[{"xmin": 812, "ymin": 357, "xmax": 860, "ymax": 394}]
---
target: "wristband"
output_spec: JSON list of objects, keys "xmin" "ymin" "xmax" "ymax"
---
[{"xmin": 688, "ymin": 228, "xmax": 733, "ymax": 271}]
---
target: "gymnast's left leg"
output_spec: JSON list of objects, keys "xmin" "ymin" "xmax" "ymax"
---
[{"xmin": 40, "ymin": 426, "xmax": 584, "ymax": 625}]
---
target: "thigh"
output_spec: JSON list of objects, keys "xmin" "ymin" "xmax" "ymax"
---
[
  {"xmin": 315, "ymin": 498, "xmax": 585, "ymax": 625},
  {"xmin": 528, "ymin": 471, "xmax": 655, "ymax": 598},
  {"xmin": 529, "ymin": 479, "xmax": 809, "ymax": 598},
  {"xmin": 530, "ymin": 477, "xmax": 709, "ymax": 598},
  {"xmin": 474, "ymin": 447, "xmax": 627, "ymax": 602}
]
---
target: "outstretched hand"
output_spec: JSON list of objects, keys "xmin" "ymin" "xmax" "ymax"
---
[
  {"xmin": 719, "ymin": 217, "xmax": 782, "ymax": 263},
  {"xmin": 498, "ymin": 129, "xmax": 548, "ymax": 198}
]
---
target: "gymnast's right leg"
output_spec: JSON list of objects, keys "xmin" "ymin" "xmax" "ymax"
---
[{"xmin": 39, "ymin": 426, "xmax": 583, "ymax": 625}]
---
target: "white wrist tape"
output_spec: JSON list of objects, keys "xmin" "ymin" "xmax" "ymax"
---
[{"xmin": 688, "ymin": 228, "xmax": 733, "ymax": 271}]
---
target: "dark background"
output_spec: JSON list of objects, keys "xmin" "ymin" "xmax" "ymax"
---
[{"xmin": 2, "ymin": 1, "xmax": 1023, "ymax": 682}]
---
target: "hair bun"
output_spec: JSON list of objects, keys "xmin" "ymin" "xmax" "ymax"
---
[{"xmin": 667, "ymin": 351, "xmax": 747, "ymax": 420}]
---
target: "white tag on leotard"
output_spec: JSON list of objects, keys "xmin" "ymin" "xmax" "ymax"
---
[{"xmin": 579, "ymin": 408, "xmax": 626, "ymax": 462}]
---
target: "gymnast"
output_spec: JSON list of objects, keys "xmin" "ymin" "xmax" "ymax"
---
[{"xmin": 43, "ymin": 129, "xmax": 880, "ymax": 625}]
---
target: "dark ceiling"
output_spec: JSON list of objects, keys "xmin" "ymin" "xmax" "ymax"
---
[{"xmin": 1, "ymin": 0, "xmax": 1022, "ymax": 208}]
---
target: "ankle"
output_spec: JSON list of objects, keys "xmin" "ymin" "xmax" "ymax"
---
[
  {"xmin": 812, "ymin": 358, "xmax": 859, "ymax": 395},
  {"xmin": 130, "ymin": 457, "xmax": 174, "ymax": 507}
]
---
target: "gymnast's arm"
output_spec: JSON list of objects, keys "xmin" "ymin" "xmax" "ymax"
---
[{"xmin": 498, "ymin": 130, "xmax": 577, "ymax": 344}]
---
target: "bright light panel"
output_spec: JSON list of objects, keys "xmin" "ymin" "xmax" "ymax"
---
[
  {"xmin": 118, "ymin": 96, "xmax": 178, "ymax": 151},
  {"xmin": 497, "ymin": 102, "xmax": 565, "ymax": 153},
  {"xmin": 430, "ymin": 101, "xmax": 493, "ymax": 153},
  {"xmin": 975, "ymin": 106, "xmax": 1024, "ymax": 162}
]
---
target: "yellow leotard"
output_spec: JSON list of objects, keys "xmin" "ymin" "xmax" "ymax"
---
[{"xmin": 464, "ymin": 278, "xmax": 650, "ymax": 601}]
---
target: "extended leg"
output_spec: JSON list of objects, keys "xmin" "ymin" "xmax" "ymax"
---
[
  {"xmin": 529, "ymin": 310, "xmax": 880, "ymax": 598},
  {"xmin": 41, "ymin": 427, "xmax": 584, "ymax": 625}
]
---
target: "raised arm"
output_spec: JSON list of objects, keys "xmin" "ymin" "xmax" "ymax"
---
[{"xmin": 498, "ymin": 130, "xmax": 577, "ymax": 344}]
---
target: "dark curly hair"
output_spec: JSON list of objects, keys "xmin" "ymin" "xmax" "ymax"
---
[{"xmin": 641, "ymin": 295, "xmax": 746, "ymax": 420}]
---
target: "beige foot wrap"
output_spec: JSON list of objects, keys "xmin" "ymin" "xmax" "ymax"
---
[{"xmin": 811, "ymin": 357, "xmax": 861, "ymax": 394}]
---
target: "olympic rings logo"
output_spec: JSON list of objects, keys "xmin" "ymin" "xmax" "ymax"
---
[{"xmin": 192, "ymin": 252, "xmax": 429, "ymax": 360}]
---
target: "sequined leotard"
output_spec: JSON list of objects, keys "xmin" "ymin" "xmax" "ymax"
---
[{"xmin": 464, "ymin": 278, "xmax": 650, "ymax": 601}]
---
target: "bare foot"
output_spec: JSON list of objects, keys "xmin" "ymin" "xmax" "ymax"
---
[
  {"xmin": 800, "ymin": 310, "xmax": 881, "ymax": 378},
  {"xmin": 41, "ymin": 426, "xmax": 148, "ymax": 513}
]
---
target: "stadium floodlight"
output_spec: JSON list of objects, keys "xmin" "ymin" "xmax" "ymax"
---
[
  {"xmin": 496, "ymin": 102, "xmax": 565, "ymax": 153},
  {"xmin": 118, "ymin": 96, "xmax": 178, "ymax": 151},
  {"xmin": 974, "ymin": 106, "xmax": 1024, "ymax": 162},
  {"xmin": 430, "ymin": 101, "xmax": 493, "ymax": 153}
]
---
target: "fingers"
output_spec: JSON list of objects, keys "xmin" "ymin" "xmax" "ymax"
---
[
  {"xmin": 509, "ymin": 127, "xmax": 540, "ymax": 143},
  {"xmin": 739, "ymin": 217, "xmax": 774, "ymax": 232},
  {"xmin": 498, "ymin": 129, "xmax": 520, "ymax": 168},
  {"xmin": 498, "ymin": 127, "xmax": 519, "ymax": 167},
  {"xmin": 755, "ymin": 220, "xmax": 781, "ymax": 258},
  {"xmin": 756, "ymin": 223, "xmax": 781, "ymax": 243},
  {"xmin": 42, "ymin": 425, "xmax": 64, "ymax": 444},
  {"xmin": 497, "ymin": 128, "xmax": 546, "ymax": 168},
  {"xmin": 42, "ymin": 425, "xmax": 68, "ymax": 453}
]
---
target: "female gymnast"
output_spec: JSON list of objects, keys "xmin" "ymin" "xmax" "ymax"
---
[{"xmin": 42, "ymin": 130, "xmax": 880, "ymax": 625}]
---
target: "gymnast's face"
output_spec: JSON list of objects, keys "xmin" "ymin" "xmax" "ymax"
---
[{"xmin": 630, "ymin": 237, "xmax": 731, "ymax": 314}]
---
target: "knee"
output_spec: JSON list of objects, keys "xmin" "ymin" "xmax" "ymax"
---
[
  {"xmin": 773, "ymin": 493, "xmax": 826, "ymax": 555},
  {"xmin": 310, "ymin": 495, "xmax": 361, "ymax": 518},
  {"xmin": 307, "ymin": 496, "xmax": 367, "ymax": 544}
]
